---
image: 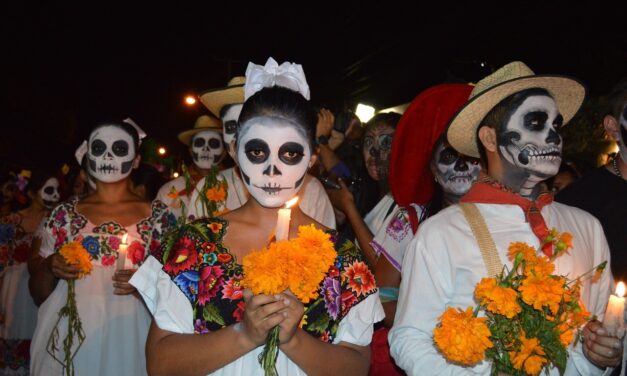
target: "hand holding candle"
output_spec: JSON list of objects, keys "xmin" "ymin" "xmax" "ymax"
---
[
  {"xmin": 275, "ymin": 197, "xmax": 299, "ymax": 241},
  {"xmin": 603, "ymin": 281, "xmax": 626, "ymax": 338},
  {"xmin": 116, "ymin": 234, "xmax": 128, "ymax": 271}
]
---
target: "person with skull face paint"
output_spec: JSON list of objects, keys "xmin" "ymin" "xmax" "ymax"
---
[
  {"xmin": 28, "ymin": 120, "xmax": 177, "ymax": 376},
  {"xmin": 390, "ymin": 62, "xmax": 620, "ymax": 375},
  {"xmin": 156, "ymin": 114, "xmax": 228, "ymax": 221},
  {"xmin": 557, "ymin": 79, "xmax": 627, "ymax": 284},
  {"xmin": 198, "ymin": 74, "xmax": 337, "ymax": 229},
  {"xmin": 130, "ymin": 58, "xmax": 383, "ymax": 376},
  {"xmin": 0, "ymin": 169, "xmax": 59, "ymax": 375}
]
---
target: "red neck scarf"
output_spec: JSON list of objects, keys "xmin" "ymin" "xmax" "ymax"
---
[{"xmin": 461, "ymin": 177, "xmax": 554, "ymax": 256}]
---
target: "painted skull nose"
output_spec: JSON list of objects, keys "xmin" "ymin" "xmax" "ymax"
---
[
  {"xmin": 546, "ymin": 128, "xmax": 561, "ymax": 145},
  {"xmin": 369, "ymin": 147, "xmax": 379, "ymax": 158},
  {"xmin": 263, "ymin": 164, "xmax": 281, "ymax": 177},
  {"xmin": 454, "ymin": 157, "xmax": 469, "ymax": 172}
]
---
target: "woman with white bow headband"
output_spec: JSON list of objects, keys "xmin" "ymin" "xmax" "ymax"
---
[{"xmin": 131, "ymin": 58, "xmax": 384, "ymax": 376}]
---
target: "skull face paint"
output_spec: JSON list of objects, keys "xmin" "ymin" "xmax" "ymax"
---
[
  {"xmin": 432, "ymin": 141, "xmax": 481, "ymax": 196},
  {"xmin": 497, "ymin": 95, "xmax": 563, "ymax": 180},
  {"xmin": 237, "ymin": 117, "xmax": 311, "ymax": 208},
  {"xmin": 191, "ymin": 130, "xmax": 224, "ymax": 169},
  {"xmin": 221, "ymin": 104, "xmax": 243, "ymax": 159},
  {"xmin": 39, "ymin": 177, "xmax": 60, "ymax": 209},
  {"xmin": 617, "ymin": 104, "xmax": 627, "ymax": 163},
  {"xmin": 88, "ymin": 125, "xmax": 136, "ymax": 183},
  {"xmin": 362, "ymin": 124, "xmax": 394, "ymax": 181}
]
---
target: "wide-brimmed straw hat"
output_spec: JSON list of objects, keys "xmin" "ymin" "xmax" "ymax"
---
[
  {"xmin": 447, "ymin": 61, "xmax": 586, "ymax": 158},
  {"xmin": 177, "ymin": 115, "xmax": 222, "ymax": 145},
  {"xmin": 199, "ymin": 76, "xmax": 246, "ymax": 118}
]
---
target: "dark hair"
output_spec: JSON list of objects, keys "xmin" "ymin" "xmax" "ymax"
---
[
  {"xmin": 238, "ymin": 86, "xmax": 317, "ymax": 149},
  {"xmin": 334, "ymin": 109, "xmax": 360, "ymax": 134},
  {"xmin": 89, "ymin": 121, "xmax": 141, "ymax": 151},
  {"xmin": 605, "ymin": 78, "xmax": 627, "ymax": 119},
  {"xmin": 130, "ymin": 163, "xmax": 166, "ymax": 201},
  {"xmin": 475, "ymin": 88, "xmax": 552, "ymax": 163},
  {"xmin": 363, "ymin": 112, "xmax": 401, "ymax": 135},
  {"xmin": 26, "ymin": 169, "xmax": 57, "ymax": 194}
]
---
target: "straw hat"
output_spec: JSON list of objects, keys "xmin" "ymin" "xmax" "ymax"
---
[
  {"xmin": 177, "ymin": 115, "xmax": 222, "ymax": 145},
  {"xmin": 199, "ymin": 76, "xmax": 246, "ymax": 118},
  {"xmin": 447, "ymin": 61, "xmax": 586, "ymax": 158}
]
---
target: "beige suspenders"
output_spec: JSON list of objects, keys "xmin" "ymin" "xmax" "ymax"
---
[{"xmin": 459, "ymin": 203, "xmax": 503, "ymax": 277}]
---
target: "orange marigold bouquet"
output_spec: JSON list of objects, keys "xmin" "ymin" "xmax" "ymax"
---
[
  {"xmin": 434, "ymin": 229, "xmax": 606, "ymax": 376},
  {"xmin": 242, "ymin": 224, "xmax": 337, "ymax": 376},
  {"xmin": 47, "ymin": 241, "xmax": 94, "ymax": 376}
]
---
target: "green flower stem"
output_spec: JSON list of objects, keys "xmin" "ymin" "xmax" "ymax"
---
[
  {"xmin": 259, "ymin": 325, "xmax": 280, "ymax": 376},
  {"xmin": 46, "ymin": 279, "xmax": 86, "ymax": 376}
]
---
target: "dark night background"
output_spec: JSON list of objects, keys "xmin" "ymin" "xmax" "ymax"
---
[{"xmin": 1, "ymin": 1, "xmax": 625, "ymax": 173}]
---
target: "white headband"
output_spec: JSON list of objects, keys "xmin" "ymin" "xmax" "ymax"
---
[
  {"xmin": 244, "ymin": 57, "xmax": 310, "ymax": 101},
  {"xmin": 74, "ymin": 118, "xmax": 147, "ymax": 164}
]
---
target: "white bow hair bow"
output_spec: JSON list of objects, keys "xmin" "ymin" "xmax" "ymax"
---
[
  {"xmin": 244, "ymin": 57, "xmax": 310, "ymax": 101},
  {"xmin": 123, "ymin": 117, "xmax": 147, "ymax": 142}
]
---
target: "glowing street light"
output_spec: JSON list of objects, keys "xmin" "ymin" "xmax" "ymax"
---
[
  {"xmin": 157, "ymin": 147, "xmax": 166, "ymax": 155},
  {"xmin": 184, "ymin": 95, "xmax": 197, "ymax": 106},
  {"xmin": 355, "ymin": 103, "xmax": 375, "ymax": 123},
  {"xmin": 172, "ymin": 172, "xmax": 179, "ymax": 178}
]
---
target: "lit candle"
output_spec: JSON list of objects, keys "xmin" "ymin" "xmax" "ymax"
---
[
  {"xmin": 603, "ymin": 281, "xmax": 626, "ymax": 337},
  {"xmin": 116, "ymin": 234, "xmax": 129, "ymax": 271},
  {"xmin": 275, "ymin": 197, "xmax": 299, "ymax": 241}
]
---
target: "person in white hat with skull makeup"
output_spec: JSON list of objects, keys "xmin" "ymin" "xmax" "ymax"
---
[
  {"xmin": 155, "ymin": 114, "xmax": 228, "ymax": 222},
  {"xmin": 28, "ymin": 119, "xmax": 177, "ymax": 376},
  {"xmin": 0, "ymin": 169, "xmax": 60, "ymax": 375},
  {"xmin": 199, "ymin": 70, "xmax": 337, "ymax": 229},
  {"xmin": 130, "ymin": 58, "xmax": 383, "ymax": 376},
  {"xmin": 389, "ymin": 62, "xmax": 620, "ymax": 375}
]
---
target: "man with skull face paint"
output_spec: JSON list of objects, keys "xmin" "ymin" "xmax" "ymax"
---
[
  {"xmin": 199, "ymin": 75, "xmax": 337, "ymax": 229},
  {"xmin": 156, "ymin": 115, "xmax": 228, "ymax": 221},
  {"xmin": 390, "ymin": 62, "xmax": 620, "ymax": 375},
  {"xmin": 131, "ymin": 58, "xmax": 383, "ymax": 376},
  {"xmin": 0, "ymin": 170, "xmax": 59, "ymax": 374},
  {"xmin": 557, "ymin": 79, "xmax": 627, "ymax": 283},
  {"xmin": 29, "ymin": 120, "xmax": 176, "ymax": 376}
]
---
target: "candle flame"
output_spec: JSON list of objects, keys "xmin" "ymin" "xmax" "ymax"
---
[
  {"xmin": 616, "ymin": 282, "xmax": 625, "ymax": 298},
  {"xmin": 122, "ymin": 233, "xmax": 128, "ymax": 244},
  {"xmin": 285, "ymin": 196, "xmax": 299, "ymax": 209}
]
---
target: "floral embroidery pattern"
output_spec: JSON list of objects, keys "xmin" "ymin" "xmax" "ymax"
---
[
  {"xmin": 159, "ymin": 218, "xmax": 378, "ymax": 342},
  {"xmin": 385, "ymin": 208, "xmax": 411, "ymax": 242},
  {"xmin": 0, "ymin": 214, "xmax": 34, "ymax": 268}
]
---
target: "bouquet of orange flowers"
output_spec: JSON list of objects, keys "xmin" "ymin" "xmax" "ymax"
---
[
  {"xmin": 47, "ymin": 241, "xmax": 93, "ymax": 376},
  {"xmin": 434, "ymin": 229, "xmax": 606, "ymax": 376},
  {"xmin": 241, "ymin": 225, "xmax": 337, "ymax": 376}
]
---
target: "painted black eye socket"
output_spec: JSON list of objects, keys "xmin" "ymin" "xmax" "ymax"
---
[
  {"xmin": 224, "ymin": 120, "xmax": 237, "ymax": 134},
  {"xmin": 209, "ymin": 138, "xmax": 221, "ymax": 149},
  {"xmin": 91, "ymin": 139, "xmax": 106, "ymax": 156},
  {"xmin": 43, "ymin": 186, "xmax": 55, "ymax": 194},
  {"xmin": 439, "ymin": 148, "xmax": 459, "ymax": 165},
  {"xmin": 244, "ymin": 138, "xmax": 270, "ymax": 164},
  {"xmin": 193, "ymin": 138, "xmax": 206, "ymax": 148},
  {"xmin": 112, "ymin": 140, "xmax": 129, "ymax": 157},
  {"xmin": 553, "ymin": 114, "xmax": 564, "ymax": 129},
  {"xmin": 378, "ymin": 134, "xmax": 393, "ymax": 151},
  {"xmin": 363, "ymin": 137, "xmax": 374, "ymax": 149},
  {"xmin": 279, "ymin": 142, "xmax": 305, "ymax": 165},
  {"xmin": 524, "ymin": 111, "xmax": 549, "ymax": 131}
]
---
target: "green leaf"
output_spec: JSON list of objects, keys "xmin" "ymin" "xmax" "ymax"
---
[
  {"xmin": 202, "ymin": 303, "xmax": 225, "ymax": 327},
  {"xmin": 306, "ymin": 314, "xmax": 330, "ymax": 334}
]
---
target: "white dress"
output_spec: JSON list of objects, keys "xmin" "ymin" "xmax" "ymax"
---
[{"xmin": 29, "ymin": 199, "xmax": 176, "ymax": 376}]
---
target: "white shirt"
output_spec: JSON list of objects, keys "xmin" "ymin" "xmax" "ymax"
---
[
  {"xmin": 389, "ymin": 202, "xmax": 613, "ymax": 376},
  {"xmin": 220, "ymin": 167, "xmax": 337, "ymax": 229},
  {"xmin": 156, "ymin": 175, "xmax": 227, "ymax": 221}
]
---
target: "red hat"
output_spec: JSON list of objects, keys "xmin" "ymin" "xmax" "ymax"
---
[{"xmin": 389, "ymin": 83, "xmax": 473, "ymax": 220}]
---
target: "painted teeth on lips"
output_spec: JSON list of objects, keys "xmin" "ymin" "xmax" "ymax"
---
[{"xmin": 98, "ymin": 165, "xmax": 119, "ymax": 173}]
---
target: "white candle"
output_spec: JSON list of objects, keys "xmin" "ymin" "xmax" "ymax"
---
[
  {"xmin": 275, "ymin": 197, "xmax": 298, "ymax": 241},
  {"xmin": 603, "ymin": 281, "xmax": 626, "ymax": 337},
  {"xmin": 116, "ymin": 234, "xmax": 129, "ymax": 271}
]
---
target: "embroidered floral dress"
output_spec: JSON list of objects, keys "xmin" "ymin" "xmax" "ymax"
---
[
  {"xmin": 0, "ymin": 213, "xmax": 38, "ymax": 375},
  {"xmin": 29, "ymin": 198, "xmax": 176, "ymax": 376},
  {"xmin": 131, "ymin": 217, "xmax": 384, "ymax": 376}
]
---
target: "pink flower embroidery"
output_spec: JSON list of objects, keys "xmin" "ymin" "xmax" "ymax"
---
[
  {"xmin": 101, "ymin": 254, "xmax": 116, "ymax": 266},
  {"xmin": 197, "ymin": 265, "xmax": 224, "ymax": 305},
  {"xmin": 128, "ymin": 240, "xmax": 145, "ymax": 265},
  {"xmin": 108, "ymin": 236, "xmax": 121, "ymax": 250},
  {"xmin": 222, "ymin": 275, "xmax": 243, "ymax": 300}
]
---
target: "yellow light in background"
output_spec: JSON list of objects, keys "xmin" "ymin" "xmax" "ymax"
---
[
  {"xmin": 184, "ymin": 95, "xmax": 197, "ymax": 105},
  {"xmin": 172, "ymin": 172, "xmax": 179, "ymax": 178},
  {"xmin": 355, "ymin": 103, "xmax": 376, "ymax": 123},
  {"xmin": 158, "ymin": 147, "xmax": 166, "ymax": 155}
]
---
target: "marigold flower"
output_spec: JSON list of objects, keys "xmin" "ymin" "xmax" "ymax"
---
[
  {"xmin": 434, "ymin": 307, "xmax": 492, "ymax": 365},
  {"xmin": 507, "ymin": 242, "xmax": 537, "ymax": 264},
  {"xmin": 524, "ymin": 255, "xmax": 555, "ymax": 277},
  {"xmin": 59, "ymin": 241, "xmax": 93, "ymax": 278},
  {"xmin": 509, "ymin": 332, "xmax": 547, "ymax": 376},
  {"xmin": 474, "ymin": 278, "xmax": 521, "ymax": 318},
  {"xmin": 519, "ymin": 274, "xmax": 565, "ymax": 314},
  {"xmin": 205, "ymin": 185, "xmax": 226, "ymax": 202}
]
